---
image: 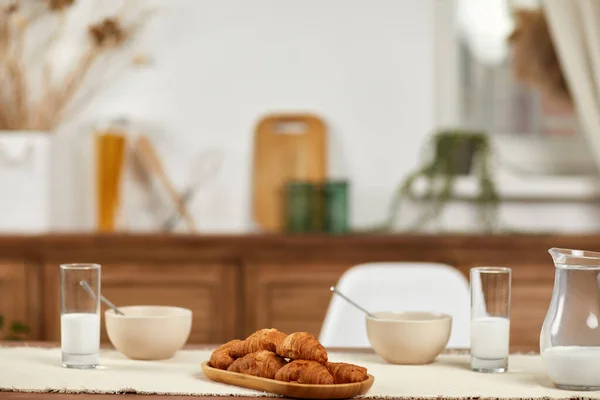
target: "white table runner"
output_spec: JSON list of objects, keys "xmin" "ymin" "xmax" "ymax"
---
[{"xmin": 0, "ymin": 346, "xmax": 598, "ymax": 398}]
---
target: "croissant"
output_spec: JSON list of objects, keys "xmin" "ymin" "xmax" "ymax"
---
[
  {"xmin": 325, "ymin": 362, "xmax": 367, "ymax": 384},
  {"xmin": 232, "ymin": 328, "xmax": 287, "ymax": 357},
  {"xmin": 227, "ymin": 350, "xmax": 287, "ymax": 379},
  {"xmin": 276, "ymin": 332, "xmax": 328, "ymax": 364},
  {"xmin": 209, "ymin": 339, "xmax": 243, "ymax": 370},
  {"xmin": 275, "ymin": 360, "xmax": 334, "ymax": 385}
]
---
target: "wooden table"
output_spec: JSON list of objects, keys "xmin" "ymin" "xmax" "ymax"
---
[{"xmin": 0, "ymin": 343, "xmax": 377, "ymax": 400}]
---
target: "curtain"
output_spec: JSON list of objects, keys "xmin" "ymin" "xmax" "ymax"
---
[{"xmin": 543, "ymin": 0, "xmax": 600, "ymax": 171}]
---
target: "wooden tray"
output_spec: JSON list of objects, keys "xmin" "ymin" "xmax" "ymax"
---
[{"xmin": 201, "ymin": 362, "xmax": 374, "ymax": 399}]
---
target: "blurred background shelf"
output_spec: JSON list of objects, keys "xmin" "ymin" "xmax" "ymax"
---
[{"xmin": 412, "ymin": 171, "xmax": 600, "ymax": 202}]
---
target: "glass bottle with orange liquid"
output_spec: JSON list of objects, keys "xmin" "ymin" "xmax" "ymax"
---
[{"xmin": 95, "ymin": 118, "xmax": 128, "ymax": 232}]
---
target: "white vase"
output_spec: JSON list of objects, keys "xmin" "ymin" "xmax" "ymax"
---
[{"xmin": 0, "ymin": 131, "xmax": 53, "ymax": 232}]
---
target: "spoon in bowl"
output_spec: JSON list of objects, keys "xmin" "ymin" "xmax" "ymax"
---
[
  {"xmin": 80, "ymin": 280, "xmax": 126, "ymax": 316},
  {"xmin": 330, "ymin": 286, "xmax": 375, "ymax": 318}
]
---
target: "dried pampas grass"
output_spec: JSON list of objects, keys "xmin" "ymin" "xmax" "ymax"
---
[
  {"xmin": 0, "ymin": 0, "xmax": 153, "ymax": 132},
  {"xmin": 508, "ymin": 9, "xmax": 572, "ymax": 109}
]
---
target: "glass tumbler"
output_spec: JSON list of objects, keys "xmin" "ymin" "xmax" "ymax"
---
[
  {"xmin": 470, "ymin": 266, "xmax": 511, "ymax": 373},
  {"xmin": 322, "ymin": 180, "xmax": 350, "ymax": 234},
  {"xmin": 60, "ymin": 263, "xmax": 101, "ymax": 368},
  {"xmin": 284, "ymin": 181, "xmax": 320, "ymax": 233},
  {"xmin": 95, "ymin": 118, "xmax": 128, "ymax": 232}
]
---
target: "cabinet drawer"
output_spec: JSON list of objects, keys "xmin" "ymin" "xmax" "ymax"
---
[
  {"xmin": 244, "ymin": 262, "xmax": 351, "ymax": 338},
  {"xmin": 0, "ymin": 260, "xmax": 41, "ymax": 340},
  {"xmin": 44, "ymin": 262, "xmax": 239, "ymax": 344}
]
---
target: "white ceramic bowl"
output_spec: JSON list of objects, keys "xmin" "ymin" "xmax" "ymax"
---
[
  {"xmin": 366, "ymin": 311, "xmax": 452, "ymax": 365},
  {"xmin": 105, "ymin": 305, "xmax": 192, "ymax": 360}
]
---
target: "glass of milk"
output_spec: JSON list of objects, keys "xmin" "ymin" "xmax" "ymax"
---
[
  {"xmin": 470, "ymin": 266, "xmax": 511, "ymax": 373},
  {"xmin": 60, "ymin": 263, "xmax": 101, "ymax": 369}
]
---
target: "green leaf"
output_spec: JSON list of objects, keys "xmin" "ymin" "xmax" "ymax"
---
[
  {"xmin": 10, "ymin": 322, "xmax": 29, "ymax": 334},
  {"xmin": 0, "ymin": 314, "xmax": 4, "ymax": 329}
]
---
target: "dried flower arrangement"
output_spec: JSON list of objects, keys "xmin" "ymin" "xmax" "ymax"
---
[
  {"xmin": 0, "ymin": 0, "xmax": 152, "ymax": 132},
  {"xmin": 507, "ymin": 9, "xmax": 572, "ymax": 109}
]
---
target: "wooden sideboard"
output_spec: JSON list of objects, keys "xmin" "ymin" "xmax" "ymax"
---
[{"xmin": 0, "ymin": 233, "xmax": 594, "ymax": 352}]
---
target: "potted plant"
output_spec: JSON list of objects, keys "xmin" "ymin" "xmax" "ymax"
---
[
  {"xmin": 379, "ymin": 129, "xmax": 500, "ymax": 233},
  {"xmin": 0, "ymin": 315, "xmax": 29, "ymax": 341}
]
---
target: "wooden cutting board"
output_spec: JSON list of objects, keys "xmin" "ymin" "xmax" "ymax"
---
[{"xmin": 252, "ymin": 113, "xmax": 327, "ymax": 232}]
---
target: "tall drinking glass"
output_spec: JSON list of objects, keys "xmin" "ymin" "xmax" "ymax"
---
[
  {"xmin": 95, "ymin": 118, "xmax": 128, "ymax": 232},
  {"xmin": 470, "ymin": 267, "xmax": 511, "ymax": 373},
  {"xmin": 60, "ymin": 263, "xmax": 101, "ymax": 369}
]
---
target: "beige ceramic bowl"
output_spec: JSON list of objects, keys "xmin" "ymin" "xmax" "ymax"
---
[
  {"xmin": 105, "ymin": 305, "xmax": 192, "ymax": 360},
  {"xmin": 366, "ymin": 311, "xmax": 452, "ymax": 365}
]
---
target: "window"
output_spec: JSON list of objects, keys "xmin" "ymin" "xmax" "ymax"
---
[{"xmin": 460, "ymin": 40, "xmax": 579, "ymax": 137}]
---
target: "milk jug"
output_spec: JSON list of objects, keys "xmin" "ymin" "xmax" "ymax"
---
[{"xmin": 541, "ymin": 248, "xmax": 600, "ymax": 390}]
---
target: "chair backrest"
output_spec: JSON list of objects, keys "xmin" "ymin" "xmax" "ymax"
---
[{"xmin": 319, "ymin": 262, "xmax": 470, "ymax": 348}]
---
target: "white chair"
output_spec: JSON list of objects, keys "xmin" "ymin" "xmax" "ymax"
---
[{"xmin": 319, "ymin": 262, "xmax": 470, "ymax": 348}]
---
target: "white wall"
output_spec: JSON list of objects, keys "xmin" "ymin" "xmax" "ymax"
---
[
  {"xmin": 53, "ymin": 0, "xmax": 436, "ymax": 232},
  {"xmin": 49, "ymin": 0, "xmax": 600, "ymax": 234}
]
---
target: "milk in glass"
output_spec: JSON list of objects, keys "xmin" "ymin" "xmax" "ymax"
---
[
  {"xmin": 470, "ymin": 317, "xmax": 510, "ymax": 360},
  {"xmin": 61, "ymin": 313, "xmax": 100, "ymax": 356},
  {"xmin": 543, "ymin": 346, "xmax": 600, "ymax": 388}
]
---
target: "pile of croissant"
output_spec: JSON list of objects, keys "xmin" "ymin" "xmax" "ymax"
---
[{"xmin": 209, "ymin": 329, "xmax": 368, "ymax": 385}]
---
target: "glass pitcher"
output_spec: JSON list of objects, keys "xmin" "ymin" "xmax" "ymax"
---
[{"xmin": 541, "ymin": 248, "xmax": 600, "ymax": 390}]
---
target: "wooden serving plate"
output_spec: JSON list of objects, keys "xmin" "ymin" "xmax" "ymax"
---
[{"xmin": 201, "ymin": 362, "xmax": 375, "ymax": 399}]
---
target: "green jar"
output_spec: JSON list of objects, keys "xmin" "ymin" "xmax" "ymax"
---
[
  {"xmin": 284, "ymin": 181, "xmax": 320, "ymax": 233},
  {"xmin": 322, "ymin": 180, "xmax": 349, "ymax": 234}
]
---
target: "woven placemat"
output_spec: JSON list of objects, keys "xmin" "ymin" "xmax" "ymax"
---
[{"xmin": 0, "ymin": 346, "xmax": 597, "ymax": 399}]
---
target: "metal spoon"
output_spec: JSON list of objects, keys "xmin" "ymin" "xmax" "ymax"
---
[
  {"xmin": 80, "ymin": 280, "xmax": 125, "ymax": 316},
  {"xmin": 330, "ymin": 286, "xmax": 375, "ymax": 318}
]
